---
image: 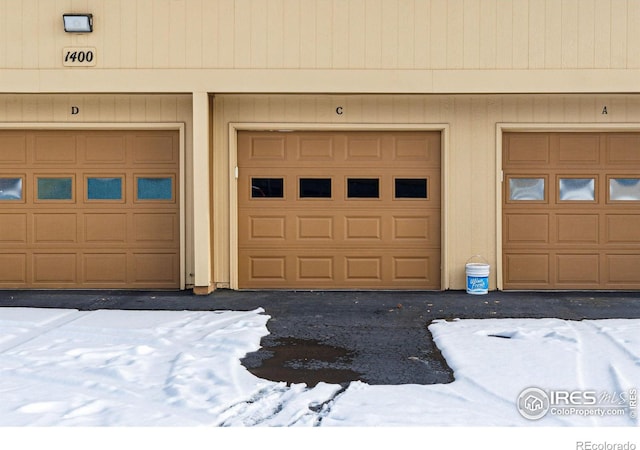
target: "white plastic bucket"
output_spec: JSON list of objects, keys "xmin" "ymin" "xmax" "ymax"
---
[{"xmin": 466, "ymin": 255, "xmax": 490, "ymax": 295}]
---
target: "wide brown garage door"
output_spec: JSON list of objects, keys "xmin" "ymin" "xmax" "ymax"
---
[
  {"xmin": 503, "ymin": 132, "xmax": 640, "ymax": 290},
  {"xmin": 0, "ymin": 130, "xmax": 180, "ymax": 289},
  {"xmin": 237, "ymin": 130, "xmax": 441, "ymax": 290}
]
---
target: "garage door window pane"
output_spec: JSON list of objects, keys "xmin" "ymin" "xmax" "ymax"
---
[
  {"xmin": 300, "ymin": 178, "xmax": 331, "ymax": 198},
  {"xmin": 395, "ymin": 178, "xmax": 427, "ymax": 199},
  {"xmin": 347, "ymin": 178, "xmax": 379, "ymax": 198},
  {"xmin": 137, "ymin": 177, "xmax": 173, "ymax": 200},
  {"xmin": 559, "ymin": 178, "xmax": 595, "ymax": 201},
  {"xmin": 610, "ymin": 178, "xmax": 640, "ymax": 201},
  {"xmin": 0, "ymin": 178, "xmax": 23, "ymax": 200},
  {"xmin": 87, "ymin": 177, "xmax": 122, "ymax": 200},
  {"xmin": 252, "ymin": 178, "xmax": 283, "ymax": 198},
  {"xmin": 509, "ymin": 178, "xmax": 545, "ymax": 200},
  {"xmin": 37, "ymin": 177, "xmax": 72, "ymax": 200}
]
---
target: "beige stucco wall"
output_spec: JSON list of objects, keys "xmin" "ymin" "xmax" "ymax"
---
[{"xmin": 213, "ymin": 93, "xmax": 640, "ymax": 290}]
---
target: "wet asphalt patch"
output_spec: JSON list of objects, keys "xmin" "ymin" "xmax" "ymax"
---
[{"xmin": 241, "ymin": 337, "xmax": 362, "ymax": 387}]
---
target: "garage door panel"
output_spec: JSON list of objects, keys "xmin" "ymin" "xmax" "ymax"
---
[
  {"xmin": 555, "ymin": 134, "xmax": 600, "ymax": 165},
  {"xmin": 503, "ymin": 132, "xmax": 640, "ymax": 290},
  {"xmin": 242, "ymin": 211, "xmax": 438, "ymax": 247},
  {"xmin": 298, "ymin": 257, "xmax": 334, "ymax": 281},
  {"xmin": 0, "ymin": 130, "xmax": 180, "ymax": 289},
  {"xmin": 297, "ymin": 216, "xmax": 334, "ymax": 240},
  {"xmin": 0, "ymin": 213, "xmax": 28, "ymax": 243},
  {"xmin": 133, "ymin": 213, "xmax": 178, "ymax": 243},
  {"xmin": 393, "ymin": 254, "xmax": 439, "ymax": 282},
  {"xmin": 34, "ymin": 213, "xmax": 78, "ymax": 243},
  {"xmin": 556, "ymin": 214, "xmax": 599, "ymax": 244},
  {"xmin": 248, "ymin": 216, "xmax": 287, "ymax": 240},
  {"xmin": 346, "ymin": 136, "xmax": 382, "ymax": 160},
  {"xmin": 83, "ymin": 136, "xmax": 127, "ymax": 164},
  {"xmin": 132, "ymin": 253, "xmax": 178, "ymax": 284},
  {"xmin": 393, "ymin": 216, "xmax": 434, "ymax": 240},
  {"xmin": 298, "ymin": 136, "xmax": 334, "ymax": 160},
  {"xmin": 33, "ymin": 135, "xmax": 77, "ymax": 164},
  {"xmin": 239, "ymin": 214, "xmax": 287, "ymax": 241},
  {"xmin": 240, "ymin": 250, "xmax": 438, "ymax": 289},
  {"xmin": 239, "ymin": 130, "xmax": 441, "ymax": 290},
  {"xmin": 393, "ymin": 136, "xmax": 439, "ymax": 162},
  {"xmin": 132, "ymin": 135, "xmax": 178, "ymax": 164},
  {"xmin": 240, "ymin": 132, "xmax": 439, "ymax": 167},
  {"xmin": 345, "ymin": 256, "xmax": 382, "ymax": 281},
  {"xmin": 345, "ymin": 216, "xmax": 382, "ymax": 240},
  {"xmin": 33, "ymin": 253, "xmax": 77, "ymax": 283},
  {"xmin": 606, "ymin": 135, "xmax": 640, "ymax": 164},
  {"xmin": 504, "ymin": 134, "xmax": 550, "ymax": 165},
  {"xmin": 0, "ymin": 135, "xmax": 27, "ymax": 163},
  {"xmin": 504, "ymin": 254, "xmax": 550, "ymax": 284},
  {"xmin": 246, "ymin": 255, "xmax": 287, "ymax": 281},
  {"xmin": 246, "ymin": 136, "xmax": 287, "ymax": 161},
  {"xmin": 605, "ymin": 254, "xmax": 640, "ymax": 284},
  {"xmin": 84, "ymin": 213, "xmax": 127, "ymax": 243},
  {"xmin": 505, "ymin": 214, "xmax": 550, "ymax": 244},
  {"xmin": 0, "ymin": 254, "xmax": 27, "ymax": 283},
  {"xmin": 556, "ymin": 254, "xmax": 600, "ymax": 284},
  {"xmin": 83, "ymin": 253, "xmax": 128, "ymax": 283},
  {"xmin": 605, "ymin": 215, "xmax": 640, "ymax": 244}
]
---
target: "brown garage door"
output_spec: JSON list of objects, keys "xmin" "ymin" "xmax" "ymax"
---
[
  {"xmin": 237, "ymin": 130, "xmax": 441, "ymax": 289},
  {"xmin": 503, "ymin": 132, "xmax": 640, "ymax": 290},
  {"xmin": 0, "ymin": 130, "xmax": 180, "ymax": 289}
]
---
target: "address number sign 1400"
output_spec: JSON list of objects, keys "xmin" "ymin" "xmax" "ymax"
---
[{"xmin": 63, "ymin": 47, "xmax": 96, "ymax": 67}]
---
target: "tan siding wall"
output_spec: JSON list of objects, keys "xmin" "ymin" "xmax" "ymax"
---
[
  {"xmin": 0, "ymin": 94, "xmax": 196, "ymax": 287},
  {"xmin": 213, "ymin": 93, "xmax": 640, "ymax": 289},
  {"xmin": 2, "ymin": 0, "xmax": 640, "ymax": 71}
]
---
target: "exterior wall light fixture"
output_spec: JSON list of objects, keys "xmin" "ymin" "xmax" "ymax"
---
[{"xmin": 63, "ymin": 14, "xmax": 93, "ymax": 33}]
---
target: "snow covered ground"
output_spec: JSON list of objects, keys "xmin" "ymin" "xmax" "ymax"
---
[{"xmin": 1, "ymin": 307, "xmax": 638, "ymax": 448}]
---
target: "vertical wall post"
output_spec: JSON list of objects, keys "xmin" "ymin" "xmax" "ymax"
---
[{"xmin": 192, "ymin": 91, "xmax": 213, "ymax": 294}]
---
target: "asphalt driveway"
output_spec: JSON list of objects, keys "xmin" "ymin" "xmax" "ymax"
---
[{"xmin": 2, "ymin": 289, "xmax": 640, "ymax": 386}]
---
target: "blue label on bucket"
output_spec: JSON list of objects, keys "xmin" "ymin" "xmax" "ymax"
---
[{"xmin": 467, "ymin": 276, "xmax": 489, "ymax": 293}]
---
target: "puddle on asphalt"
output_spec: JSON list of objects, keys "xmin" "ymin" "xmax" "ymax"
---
[{"xmin": 241, "ymin": 337, "xmax": 362, "ymax": 387}]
